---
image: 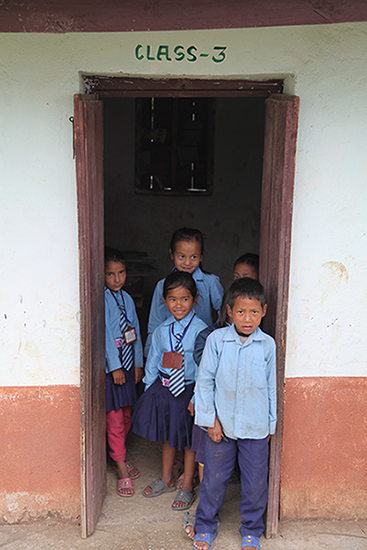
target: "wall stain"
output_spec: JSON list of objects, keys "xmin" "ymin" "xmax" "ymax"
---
[
  {"xmin": 319, "ymin": 261, "xmax": 349, "ymax": 305},
  {"xmin": 321, "ymin": 261, "xmax": 349, "ymax": 284}
]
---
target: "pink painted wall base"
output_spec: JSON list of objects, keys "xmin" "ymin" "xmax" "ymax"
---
[
  {"xmin": 281, "ymin": 377, "xmax": 367, "ymax": 519},
  {"xmin": 0, "ymin": 386, "xmax": 80, "ymax": 523}
]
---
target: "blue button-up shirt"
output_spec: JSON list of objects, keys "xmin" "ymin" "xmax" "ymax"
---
[
  {"xmin": 194, "ymin": 324, "xmax": 277, "ymax": 440},
  {"xmin": 143, "ymin": 311, "xmax": 207, "ymax": 390},
  {"xmin": 144, "ymin": 267, "xmax": 223, "ymax": 356},
  {"xmin": 105, "ymin": 288, "xmax": 143, "ymax": 373}
]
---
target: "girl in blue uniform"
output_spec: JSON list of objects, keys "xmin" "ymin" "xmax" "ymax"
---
[
  {"xmin": 144, "ymin": 227, "xmax": 223, "ymax": 356},
  {"xmin": 104, "ymin": 247, "xmax": 143, "ymax": 497},
  {"xmin": 132, "ymin": 271, "xmax": 207, "ymax": 511}
]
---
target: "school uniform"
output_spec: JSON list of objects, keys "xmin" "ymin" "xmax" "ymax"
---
[
  {"xmin": 191, "ymin": 319, "xmax": 221, "ymax": 464},
  {"xmin": 105, "ymin": 287, "xmax": 143, "ymax": 462},
  {"xmin": 132, "ymin": 311, "xmax": 207, "ymax": 450},
  {"xmin": 144, "ymin": 267, "xmax": 223, "ymax": 356},
  {"xmin": 193, "ymin": 324, "xmax": 277, "ymax": 540}
]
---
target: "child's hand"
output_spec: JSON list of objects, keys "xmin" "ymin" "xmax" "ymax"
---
[
  {"xmin": 112, "ymin": 368, "xmax": 125, "ymax": 385},
  {"xmin": 187, "ymin": 401, "xmax": 194, "ymax": 416},
  {"xmin": 208, "ymin": 416, "xmax": 223, "ymax": 443},
  {"xmin": 135, "ymin": 367, "xmax": 143, "ymax": 384}
]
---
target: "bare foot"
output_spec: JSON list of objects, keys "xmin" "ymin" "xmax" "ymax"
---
[
  {"xmin": 115, "ymin": 460, "xmax": 129, "ymax": 480},
  {"xmin": 125, "ymin": 461, "xmax": 140, "ymax": 479},
  {"xmin": 176, "ymin": 472, "xmax": 185, "ymax": 490},
  {"xmin": 186, "ymin": 524, "xmax": 195, "ymax": 539},
  {"xmin": 143, "ymin": 478, "xmax": 175, "ymax": 497},
  {"xmin": 117, "ymin": 478, "xmax": 134, "ymax": 497},
  {"xmin": 177, "ymin": 470, "xmax": 200, "ymax": 490},
  {"xmin": 172, "ymin": 488, "xmax": 196, "ymax": 509},
  {"xmin": 183, "ymin": 511, "xmax": 196, "ymax": 540},
  {"xmin": 172, "ymin": 459, "xmax": 184, "ymax": 481},
  {"xmin": 193, "ymin": 541, "xmax": 209, "ymax": 550}
]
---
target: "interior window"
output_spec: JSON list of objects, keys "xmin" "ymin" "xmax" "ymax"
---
[{"xmin": 135, "ymin": 97, "xmax": 215, "ymax": 195}]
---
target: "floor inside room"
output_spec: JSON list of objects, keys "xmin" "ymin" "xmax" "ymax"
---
[{"xmin": 1, "ymin": 431, "xmax": 367, "ymax": 549}]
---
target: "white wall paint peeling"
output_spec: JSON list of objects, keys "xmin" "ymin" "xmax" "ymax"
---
[{"xmin": 0, "ymin": 23, "xmax": 366, "ymax": 385}]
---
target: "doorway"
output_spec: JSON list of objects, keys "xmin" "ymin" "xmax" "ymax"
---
[
  {"xmin": 74, "ymin": 78, "xmax": 299, "ymax": 538},
  {"xmin": 103, "ymin": 94, "xmax": 267, "ymax": 334}
]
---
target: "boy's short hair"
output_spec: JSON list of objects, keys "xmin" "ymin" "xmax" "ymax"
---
[
  {"xmin": 227, "ymin": 277, "xmax": 266, "ymax": 309},
  {"xmin": 163, "ymin": 270, "xmax": 197, "ymax": 300},
  {"xmin": 233, "ymin": 253, "xmax": 259, "ymax": 275},
  {"xmin": 105, "ymin": 246, "xmax": 125, "ymax": 265}
]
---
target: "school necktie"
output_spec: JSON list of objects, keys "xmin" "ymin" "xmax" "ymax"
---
[
  {"xmin": 169, "ymin": 330, "xmax": 185, "ymax": 397},
  {"xmin": 116, "ymin": 291, "xmax": 133, "ymax": 371}
]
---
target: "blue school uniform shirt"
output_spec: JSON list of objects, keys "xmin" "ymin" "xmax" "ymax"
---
[
  {"xmin": 105, "ymin": 287, "xmax": 143, "ymax": 373},
  {"xmin": 194, "ymin": 324, "xmax": 277, "ymax": 440},
  {"xmin": 144, "ymin": 267, "xmax": 223, "ymax": 356},
  {"xmin": 143, "ymin": 310, "xmax": 207, "ymax": 390}
]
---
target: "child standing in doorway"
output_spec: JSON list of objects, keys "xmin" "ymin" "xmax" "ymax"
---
[
  {"xmin": 233, "ymin": 253, "xmax": 259, "ymax": 281},
  {"xmin": 194, "ymin": 252, "xmax": 259, "ymax": 366},
  {"xmin": 104, "ymin": 247, "xmax": 143, "ymax": 497},
  {"xmin": 185, "ymin": 257, "xmax": 260, "ymax": 540},
  {"xmin": 132, "ymin": 271, "xmax": 207, "ymax": 510},
  {"xmin": 144, "ymin": 227, "xmax": 223, "ymax": 356},
  {"xmin": 193, "ymin": 277, "xmax": 277, "ymax": 550}
]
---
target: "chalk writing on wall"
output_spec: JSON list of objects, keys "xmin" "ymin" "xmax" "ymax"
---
[{"xmin": 135, "ymin": 45, "xmax": 227, "ymax": 63}]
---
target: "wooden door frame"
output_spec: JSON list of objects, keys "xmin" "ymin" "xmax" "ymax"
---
[
  {"xmin": 83, "ymin": 76, "xmax": 283, "ymax": 98},
  {"xmin": 259, "ymin": 94, "xmax": 300, "ymax": 537},
  {"xmin": 74, "ymin": 95, "xmax": 106, "ymax": 538},
  {"xmin": 78, "ymin": 75, "xmax": 298, "ymax": 538}
]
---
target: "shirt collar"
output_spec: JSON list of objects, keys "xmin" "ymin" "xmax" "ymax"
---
[
  {"xmin": 192, "ymin": 267, "xmax": 204, "ymax": 281},
  {"xmin": 164, "ymin": 310, "xmax": 195, "ymax": 330},
  {"xmin": 171, "ymin": 266, "xmax": 203, "ymax": 281},
  {"xmin": 223, "ymin": 324, "xmax": 265, "ymax": 345}
]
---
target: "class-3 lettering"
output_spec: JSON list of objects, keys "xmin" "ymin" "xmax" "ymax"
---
[{"xmin": 135, "ymin": 44, "xmax": 227, "ymax": 63}]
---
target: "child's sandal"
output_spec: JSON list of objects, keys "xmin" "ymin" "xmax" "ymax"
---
[
  {"xmin": 125, "ymin": 461, "xmax": 140, "ymax": 479},
  {"xmin": 193, "ymin": 532, "xmax": 216, "ymax": 550},
  {"xmin": 183, "ymin": 511, "xmax": 196, "ymax": 539},
  {"xmin": 241, "ymin": 534, "xmax": 260, "ymax": 549},
  {"xmin": 117, "ymin": 477, "xmax": 134, "ymax": 497}
]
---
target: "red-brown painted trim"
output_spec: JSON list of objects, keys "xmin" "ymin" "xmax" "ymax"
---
[
  {"xmin": 0, "ymin": 0, "xmax": 366, "ymax": 33},
  {"xmin": 0, "ymin": 385, "xmax": 80, "ymax": 523},
  {"xmin": 281, "ymin": 377, "xmax": 367, "ymax": 519}
]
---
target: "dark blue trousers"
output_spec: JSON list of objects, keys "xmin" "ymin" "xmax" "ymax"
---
[{"xmin": 195, "ymin": 433, "xmax": 269, "ymax": 538}]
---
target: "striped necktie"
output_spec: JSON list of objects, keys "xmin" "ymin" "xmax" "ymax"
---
[
  {"xmin": 111, "ymin": 290, "xmax": 133, "ymax": 371},
  {"xmin": 169, "ymin": 330, "xmax": 185, "ymax": 397}
]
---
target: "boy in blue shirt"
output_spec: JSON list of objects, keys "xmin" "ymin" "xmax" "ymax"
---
[{"xmin": 193, "ymin": 277, "xmax": 277, "ymax": 550}]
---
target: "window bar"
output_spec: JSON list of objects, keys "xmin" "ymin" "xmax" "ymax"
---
[{"xmin": 150, "ymin": 97, "xmax": 154, "ymax": 189}]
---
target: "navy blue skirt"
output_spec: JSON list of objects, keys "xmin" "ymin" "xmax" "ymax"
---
[
  {"xmin": 131, "ymin": 379, "xmax": 194, "ymax": 450},
  {"xmin": 191, "ymin": 424, "xmax": 206, "ymax": 464},
  {"xmin": 106, "ymin": 367, "xmax": 137, "ymax": 412}
]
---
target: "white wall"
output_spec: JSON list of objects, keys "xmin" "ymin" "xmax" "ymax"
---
[{"xmin": 0, "ymin": 23, "xmax": 366, "ymax": 385}]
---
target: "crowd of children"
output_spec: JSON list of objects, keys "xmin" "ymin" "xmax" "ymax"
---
[{"xmin": 104, "ymin": 229, "xmax": 276, "ymax": 550}]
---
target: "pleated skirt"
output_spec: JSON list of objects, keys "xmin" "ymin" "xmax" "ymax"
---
[
  {"xmin": 106, "ymin": 367, "xmax": 137, "ymax": 412},
  {"xmin": 131, "ymin": 378, "xmax": 194, "ymax": 450}
]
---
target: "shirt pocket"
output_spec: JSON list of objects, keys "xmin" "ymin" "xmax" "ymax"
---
[{"xmin": 249, "ymin": 358, "xmax": 267, "ymax": 389}]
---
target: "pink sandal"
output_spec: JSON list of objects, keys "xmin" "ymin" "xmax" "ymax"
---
[
  {"xmin": 117, "ymin": 477, "xmax": 134, "ymax": 497},
  {"xmin": 176, "ymin": 469, "xmax": 200, "ymax": 490},
  {"xmin": 126, "ymin": 461, "xmax": 140, "ymax": 479}
]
